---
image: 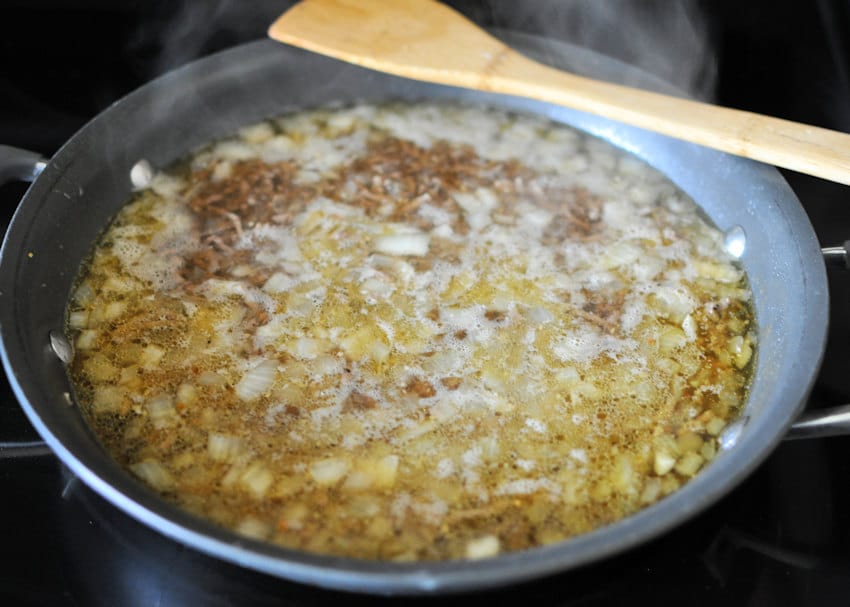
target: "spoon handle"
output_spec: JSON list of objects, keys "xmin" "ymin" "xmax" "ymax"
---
[{"xmin": 488, "ymin": 53, "xmax": 850, "ymax": 185}]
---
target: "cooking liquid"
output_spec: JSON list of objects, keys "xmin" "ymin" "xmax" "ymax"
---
[{"xmin": 67, "ymin": 103, "xmax": 755, "ymax": 561}]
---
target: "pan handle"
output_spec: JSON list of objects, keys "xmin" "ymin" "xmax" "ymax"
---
[
  {"xmin": 0, "ymin": 145, "xmax": 52, "ymax": 457},
  {"xmin": 787, "ymin": 405, "xmax": 850, "ymax": 440},
  {"xmin": 0, "ymin": 145, "xmax": 47, "ymax": 186},
  {"xmin": 784, "ymin": 242, "xmax": 850, "ymax": 440},
  {"xmin": 822, "ymin": 241, "xmax": 850, "ymax": 269},
  {"xmin": 0, "ymin": 441, "xmax": 53, "ymax": 458}
]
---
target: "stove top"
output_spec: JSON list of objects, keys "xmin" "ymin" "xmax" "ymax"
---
[{"xmin": 2, "ymin": 1, "xmax": 850, "ymax": 605}]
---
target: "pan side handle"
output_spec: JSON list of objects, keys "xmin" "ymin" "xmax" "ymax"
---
[
  {"xmin": 0, "ymin": 145, "xmax": 51, "ymax": 457},
  {"xmin": 0, "ymin": 145, "xmax": 47, "ymax": 185},
  {"xmin": 787, "ymin": 405, "xmax": 850, "ymax": 440},
  {"xmin": 785, "ymin": 243, "xmax": 850, "ymax": 440},
  {"xmin": 0, "ymin": 441, "xmax": 53, "ymax": 458},
  {"xmin": 822, "ymin": 241, "xmax": 850, "ymax": 269}
]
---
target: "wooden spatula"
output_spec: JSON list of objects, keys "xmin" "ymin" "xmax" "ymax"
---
[{"xmin": 269, "ymin": 0, "xmax": 850, "ymax": 185}]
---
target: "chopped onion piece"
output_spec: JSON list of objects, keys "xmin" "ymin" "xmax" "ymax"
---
[
  {"xmin": 75, "ymin": 329, "xmax": 98, "ymax": 350},
  {"xmin": 139, "ymin": 345, "xmax": 165, "ymax": 370},
  {"xmin": 240, "ymin": 462, "xmax": 274, "ymax": 499},
  {"xmin": 654, "ymin": 451, "xmax": 676, "ymax": 476},
  {"xmin": 235, "ymin": 359, "xmax": 277, "ymax": 401},
  {"xmin": 343, "ymin": 469, "xmax": 373, "ymax": 491},
  {"xmin": 150, "ymin": 174, "xmax": 185, "ymax": 198},
  {"xmin": 176, "ymin": 383, "xmax": 198, "ymax": 408},
  {"xmin": 198, "ymin": 370, "xmax": 226, "ymax": 386},
  {"xmin": 235, "ymin": 517, "xmax": 270, "ymax": 540},
  {"xmin": 146, "ymin": 394, "xmax": 178, "ymax": 429},
  {"xmin": 73, "ymin": 282, "xmax": 95, "ymax": 306},
  {"xmin": 465, "ymin": 535, "xmax": 500, "ymax": 559},
  {"xmin": 239, "ymin": 122, "xmax": 275, "ymax": 144},
  {"xmin": 372, "ymin": 455, "xmax": 399, "ymax": 489},
  {"xmin": 658, "ymin": 327, "xmax": 687, "ymax": 353},
  {"xmin": 263, "ymin": 272, "xmax": 296, "ymax": 294},
  {"xmin": 373, "ymin": 233, "xmax": 430, "ymax": 257},
  {"xmin": 293, "ymin": 337, "xmax": 326, "ymax": 359},
  {"xmin": 68, "ymin": 310, "xmax": 90, "ymax": 330},
  {"xmin": 104, "ymin": 301, "xmax": 127, "ymax": 320},
  {"xmin": 92, "ymin": 385, "xmax": 123, "ymax": 413},
  {"xmin": 675, "ymin": 452, "xmax": 704, "ymax": 477},
  {"xmin": 309, "ymin": 458, "xmax": 350, "ymax": 486},
  {"xmin": 130, "ymin": 459, "xmax": 174, "ymax": 491},
  {"xmin": 208, "ymin": 432, "xmax": 245, "ymax": 463}
]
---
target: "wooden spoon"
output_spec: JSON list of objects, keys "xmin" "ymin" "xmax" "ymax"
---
[{"xmin": 269, "ymin": 0, "xmax": 850, "ymax": 185}]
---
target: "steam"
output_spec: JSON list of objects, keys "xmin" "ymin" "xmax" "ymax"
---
[
  {"xmin": 130, "ymin": 0, "xmax": 284, "ymax": 76},
  {"xmin": 456, "ymin": 0, "xmax": 717, "ymax": 100},
  {"xmin": 133, "ymin": 0, "xmax": 715, "ymax": 100}
]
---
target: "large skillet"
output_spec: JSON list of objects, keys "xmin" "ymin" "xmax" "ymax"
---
[{"xmin": 0, "ymin": 34, "xmax": 845, "ymax": 594}]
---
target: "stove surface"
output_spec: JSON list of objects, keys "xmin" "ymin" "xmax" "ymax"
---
[{"xmin": 2, "ymin": 1, "xmax": 850, "ymax": 605}]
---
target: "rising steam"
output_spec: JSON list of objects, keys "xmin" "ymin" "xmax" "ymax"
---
[{"xmin": 133, "ymin": 0, "xmax": 715, "ymax": 100}]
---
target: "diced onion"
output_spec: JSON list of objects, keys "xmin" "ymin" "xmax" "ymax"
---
[
  {"xmin": 68, "ymin": 310, "xmax": 90, "ymax": 330},
  {"xmin": 695, "ymin": 260, "xmax": 742, "ymax": 284},
  {"xmin": 92, "ymin": 385, "xmax": 123, "ymax": 413},
  {"xmin": 235, "ymin": 359, "xmax": 277, "ymax": 400},
  {"xmin": 675, "ymin": 452, "xmax": 704, "ymax": 477},
  {"xmin": 602, "ymin": 241, "xmax": 641, "ymax": 269},
  {"xmin": 640, "ymin": 478, "xmax": 662, "ymax": 504},
  {"xmin": 706, "ymin": 417, "xmax": 726, "ymax": 436},
  {"xmin": 176, "ymin": 383, "xmax": 198, "ymax": 407},
  {"xmin": 526, "ymin": 306, "xmax": 554, "ymax": 324},
  {"xmin": 653, "ymin": 451, "xmax": 676, "ymax": 476},
  {"xmin": 139, "ymin": 345, "xmax": 165, "ymax": 370},
  {"xmin": 465, "ymin": 535, "xmax": 500, "ymax": 559},
  {"xmin": 682, "ymin": 314, "xmax": 697, "ymax": 341},
  {"xmin": 235, "ymin": 517, "xmax": 270, "ymax": 540},
  {"xmin": 343, "ymin": 469, "xmax": 373, "ymax": 491},
  {"xmin": 652, "ymin": 286, "xmax": 696, "ymax": 323},
  {"xmin": 104, "ymin": 301, "xmax": 127, "ymax": 320},
  {"xmin": 213, "ymin": 141, "xmax": 255, "ymax": 161},
  {"xmin": 373, "ymin": 233, "xmax": 430, "ymax": 257},
  {"xmin": 150, "ymin": 174, "xmax": 185, "ymax": 198},
  {"xmin": 658, "ymin": 327, "xmax": 687, "ymax": 353},
  {"xmin": 198, "ymin": 370, "xmax": 227, "ymax": 386},
  {"xmin": 75, "ymin": 329, "xmax": 98, "ymax": 350},
  {"xmin": 208, "ymin": 432, "xmax": 245, "ymax": 463},
  {"xmin": 73, "ymin": 282, "xmax": 95, "ymax": 306},
  {"xmin": 130, "ymin": 459, "xmax": 174, "ymax": 491},
  {"xmin": 263, "ymin": 272, "xmax": 296, "ymax": 294},
  {"xmin": 239, "ymin": 122, "xmax": 275, "ymax": 144},
  {"xmin": 146, "ymin": 394, "xmax": 178, "ymax": 429},
  {"xmin": 372, "ymin": 455, "xmax": 399, "ymax": 489},
  {"xmin": 293, "ymin": 337, "xmax": 326, "ymax": 359},
  {"xmin": 309, "ymin": 458, "xmax": 350, "ymax": 485},
  {"xmin": 240, "ymin": 462, "xmax": 274, "ymax": 499}
]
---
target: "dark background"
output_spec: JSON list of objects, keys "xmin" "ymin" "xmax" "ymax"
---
[{"xmin": 2, "ymin": 1, "xmax": 850, "ymax": 605}]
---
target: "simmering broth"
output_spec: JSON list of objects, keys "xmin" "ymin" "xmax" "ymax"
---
[{"xmin": 67, "ymin": 103, "xmax": 754, "ymax": 561}]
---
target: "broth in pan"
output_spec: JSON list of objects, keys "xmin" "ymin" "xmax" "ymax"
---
[{"xmin": 67, "ymin": 103, "xmax": 754, "ymax": 561}]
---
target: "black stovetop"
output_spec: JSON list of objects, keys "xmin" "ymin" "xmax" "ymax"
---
[{"xmin": 2, "ymin": 1, "xmax": 850, "ymax": 605}]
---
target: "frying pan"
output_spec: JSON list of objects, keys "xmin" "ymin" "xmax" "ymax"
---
[{"xmin": 0, "ymin": 33, "xmax": 846, "ymax": 594}]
